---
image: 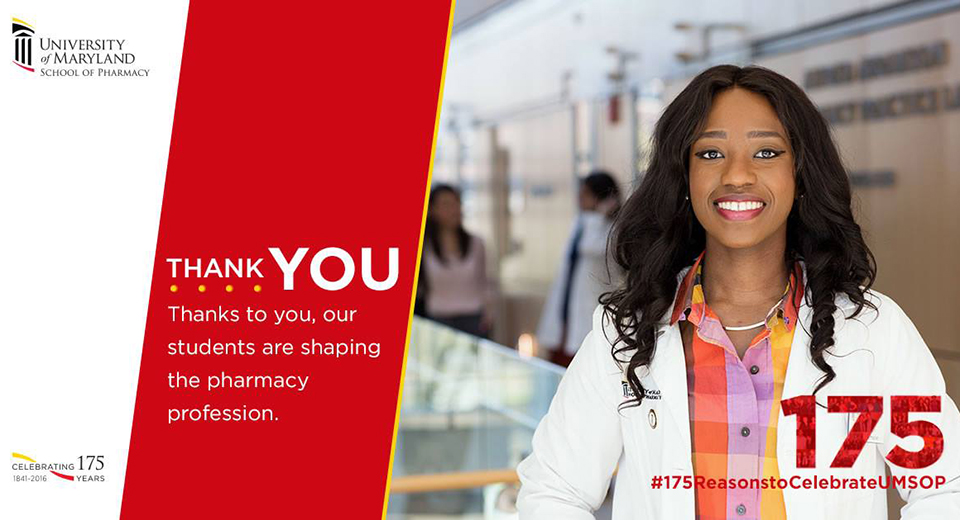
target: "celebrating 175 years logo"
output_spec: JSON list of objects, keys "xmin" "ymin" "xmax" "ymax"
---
[{"xmin": 10, "ymin": 452, "xmax": 106, "ymax": 484}]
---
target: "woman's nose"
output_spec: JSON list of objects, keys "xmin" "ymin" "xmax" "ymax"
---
[{"xmin": 720, "ymin": 154, "xmax": 757, "ymax": 187}]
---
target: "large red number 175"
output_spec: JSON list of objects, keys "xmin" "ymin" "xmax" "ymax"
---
[{"xmin": 780, "ymin": 395, "xmax": 943, "ymax": 469}]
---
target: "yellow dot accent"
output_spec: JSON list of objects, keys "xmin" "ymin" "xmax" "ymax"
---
[
  {"xmin": 225, "ymin": 284, "xmax": 234, "ymax": 293},
  {"xmin": 170, "ymin": 284, "xmax": 178, "ymax": 293},
  {"xmin": 198, "ymin": 285, "xmax": 206, "ymax": 293},
  {"xmin": 253, "ymin": 284, "xmax": 262, "ymax": 293}
]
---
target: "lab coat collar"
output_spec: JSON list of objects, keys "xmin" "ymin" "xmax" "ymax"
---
[
  {"xmin": 644, "ymin": 259, "xmax": 823, "ymax": 428},
  {"xmin": 643, "ymin": 259, "xmax": 829, "ymax": 520}
]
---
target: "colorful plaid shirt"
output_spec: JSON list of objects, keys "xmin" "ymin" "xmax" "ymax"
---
[{"xmin": 670, "ymin": 252, "xmax": 804, "ymax": 520}]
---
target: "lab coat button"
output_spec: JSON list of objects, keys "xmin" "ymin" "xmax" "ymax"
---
[{"xmin": 648, "ymin": 409, "xmax": 657, "ymax": 429}]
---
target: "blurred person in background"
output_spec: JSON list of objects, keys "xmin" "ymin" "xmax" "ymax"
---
[
  {"xmin": 416, "ymin": 184, "xmax": 496, "ymax": 338},
  {"xmin": 536, "ymin": 170, "xmax": 623, "ymax": 367}
]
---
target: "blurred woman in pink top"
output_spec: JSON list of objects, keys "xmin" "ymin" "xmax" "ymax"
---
[{"xmin": 416, "ymin": 184, "xmax": 496, "ymax": 338}]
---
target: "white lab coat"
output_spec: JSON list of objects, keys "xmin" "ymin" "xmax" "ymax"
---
[
  {"xmin": 517, "ymin": 265, "xmax": 960, "ymax": 519},
  {"xmin": 537, "ymin": 211, "xmax": 620, "ymax": 357}
]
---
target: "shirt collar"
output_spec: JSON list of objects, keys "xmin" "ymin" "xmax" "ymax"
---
[{"xmin": 669, "ymin": 251, "xmax": 804, "ymax": 333}]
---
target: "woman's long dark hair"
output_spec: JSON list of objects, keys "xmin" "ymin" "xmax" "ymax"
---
[
  {"xmin": 602, "ymin": 65, "xmax": 877, "ymax": 409},
  {"xmin": 424, "ymin": 184, "xmax": 472, "ymax": 263},
  {"xmin": 416, "ymin": 184, "xmax": 473, "ymax": 317}
]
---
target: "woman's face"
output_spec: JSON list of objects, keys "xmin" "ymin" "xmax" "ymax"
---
[
  {"xmin": 688, "ymin": 87, "xmax": 795, "ymax": 251},
  {"xmin": 578, "ymin": 184, "xmax": 599, "ymax": 211},
  {"xmin": 431, "ymin": 190, "xmax": 462, "ymax": 230}
]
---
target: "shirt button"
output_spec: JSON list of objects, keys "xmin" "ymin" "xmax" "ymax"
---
[
  {"xmin": 741, "ymin": 427, "xmax": 751, "ymax": 437},
  {"xmin": 736, "ymin": 504, "xmax": 747, "ymax": 515},
  {"xmin": 750, "ymin": 365, "xmax": 760, "ymax": 375}
]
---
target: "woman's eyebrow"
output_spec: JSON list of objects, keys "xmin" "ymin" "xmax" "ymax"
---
[
  {"xmin": 696, "ymin": 130, "xmax": 726, "ymax": 139},
  {"xmin": 747, "ymin": 130, "xmax": 785, "ymax": 139},
  {"xmin": 694, "ymin": 130, "xmax": 786, "ymax": 140}
]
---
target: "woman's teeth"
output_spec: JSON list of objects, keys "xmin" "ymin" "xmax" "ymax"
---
[{"xmin": 716, "ymin": 201, "xmax": 764, "ymax": 211}]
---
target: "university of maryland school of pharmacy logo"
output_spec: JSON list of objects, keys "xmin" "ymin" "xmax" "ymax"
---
[{"xmin": 12, "ymin": 17, "xmax": 34, "ymax": 72}]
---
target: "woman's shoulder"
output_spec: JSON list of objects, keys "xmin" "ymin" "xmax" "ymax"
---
[
  {"xmin": 587, "ymin": 303, "xmax": 641, "ymax": 370},
  {"xmin": 834, "ymin": 290, "xmax": 946, "ymax": 394},
  {"xmin": 590, "ymin": 302, "xmax": 625, "ymax": 337},
  {"xmin": 468, "ymin": 233, "xmax": 485, "ymax": 249},
  {"xmin": 831, "ymin": 288, "xmax": 935, "ymax": 363},
  {"xmin": 466, "ymin": 234, "xmax": 487, "ymax": 262},
  {"xmin": 833, "ymin": 288, "xmax": 910, "ymax": 327},
  {"xmin": 565, "ymin": 304, "xmax": 635, "ymax": 389}
]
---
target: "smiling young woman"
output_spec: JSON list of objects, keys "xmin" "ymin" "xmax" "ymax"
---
[{"xmin": 516, "ymin": 65, "xmax": 960, "ymax": 520}]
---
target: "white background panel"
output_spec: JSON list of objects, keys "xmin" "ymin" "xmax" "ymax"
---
[{"xmin": 0, "ymin": 1, "xmax": 188, "ymax": 518}]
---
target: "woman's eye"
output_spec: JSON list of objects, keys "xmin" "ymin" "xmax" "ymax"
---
[
  {"xmin": 696, "ymin": 150, "xmax": 723, "ymax": 160},
  {"xmin": 755, "ymin": 148, "xmax": 782, "ymax": 159}
]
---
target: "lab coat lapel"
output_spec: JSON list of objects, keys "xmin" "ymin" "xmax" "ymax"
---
[
  {"xmin": 648, "ymin": 321, "xmax": 691, "ymax": 456},
  {"xmin": 781, "ymin": 263, "xmax": 824, "ymax": 401},
  {"xmin": 645, "ymin": 319, "xmax": 695, "ymax": 519},
  {"xmin": 780, "ymin": 294, "xmax": 822, "ymax": 404},
  {"xmin": 646, "ymin": 268, "xmax": 693, "ymax": 459},
  {"xmin": 779, "ymin": 285, "xmax": 828, "ymax": 520}
]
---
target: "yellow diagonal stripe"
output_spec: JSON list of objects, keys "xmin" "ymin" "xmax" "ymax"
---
[
  {"xmin": 381, "ymin": 2, "xmax": 457, "ymax": 519},
  {"xmin": 12, "ymin": 18, "xmax": 34, "ymax": 28},
  {"xmin": 12, "ymin": 452, "xmax": 36, "ymax": 462}
]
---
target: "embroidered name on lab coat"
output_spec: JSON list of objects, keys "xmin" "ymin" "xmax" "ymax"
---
[{"xmin": 621, "ymin": 382, "xmax": 661, "ymax": 400}]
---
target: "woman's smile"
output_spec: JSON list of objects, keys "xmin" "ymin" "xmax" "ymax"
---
[{"xmin": 713, "ymin": 194, "xmax": 767, "ymax": 221}]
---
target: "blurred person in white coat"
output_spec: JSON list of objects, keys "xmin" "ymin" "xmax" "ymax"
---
[
  {"xmin": 537, "ymin": 171, "xmax": 622, "ymax": 367},
  {"xmin": 517, "ymin": 65, "xmax": 960, "ymax": 519}
]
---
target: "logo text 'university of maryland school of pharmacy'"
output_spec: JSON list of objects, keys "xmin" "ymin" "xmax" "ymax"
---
[{"xmin": 12, "ymin": 17, "xmax": 34, "ymax": 72}]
